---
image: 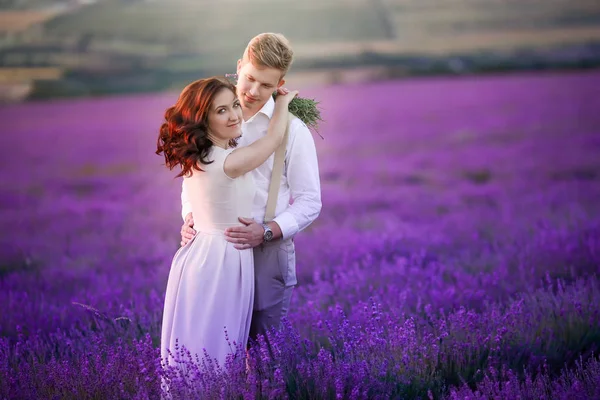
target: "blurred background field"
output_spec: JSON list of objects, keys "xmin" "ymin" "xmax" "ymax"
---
[
  {"xmin": 1, "ymin": 0, "xmax": 600, "ymax": 101},
  {"xmin": 2, "ymin": 1, "xmax": 600, "ymax": 398},
  {"xmin": 2, "ymin": 68, "xmax": 600, "ymax": 398}
]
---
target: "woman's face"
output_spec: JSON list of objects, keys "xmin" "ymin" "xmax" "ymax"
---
[{"xmin": 207, "ymin": 88, "xmax": 243, "ymax": 141}]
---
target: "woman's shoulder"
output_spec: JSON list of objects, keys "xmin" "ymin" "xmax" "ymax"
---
[
  {"xmin": 211, "ymin": 146, "xmax": 235, "ymax": 162},
  {"xmin": 183, "ymin": 147, "xmax": 233, "ymax": 177},
  {"xmin": 198, "ymin": 146, "xmax": 236, "ymax": 177}
]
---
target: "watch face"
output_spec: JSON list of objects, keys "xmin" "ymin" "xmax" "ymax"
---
[{"xmin": 264, "ymin": 230, "xmax": 273, "ymax": 241}]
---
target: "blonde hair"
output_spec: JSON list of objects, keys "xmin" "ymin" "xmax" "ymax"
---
[{"xmin": 242, "ymin": 33, "xmax": 294, "ymax": 77}]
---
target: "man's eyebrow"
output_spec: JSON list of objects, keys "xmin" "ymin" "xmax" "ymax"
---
[{"xmin": 247, "ymin": 74, "xmax": 274, "ymax": 86}]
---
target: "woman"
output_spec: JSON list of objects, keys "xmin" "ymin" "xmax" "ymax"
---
[{"xmin": 156, "ymin": 76, "xmax": 297, "ymax": 369}]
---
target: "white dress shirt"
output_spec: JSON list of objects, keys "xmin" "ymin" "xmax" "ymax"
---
[{"xmin": 181, "ymin": 96, "xmax": 322, "ymax": 240}]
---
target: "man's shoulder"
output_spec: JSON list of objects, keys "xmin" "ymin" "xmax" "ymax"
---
[{"xmin": 288, "ymin": 113, "xmax": 311, "ymax": 136}]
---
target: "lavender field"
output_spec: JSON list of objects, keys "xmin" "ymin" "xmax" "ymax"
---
[{"xmin": 1, "ymin": 70, "xmax": 600, "ymax": 399}]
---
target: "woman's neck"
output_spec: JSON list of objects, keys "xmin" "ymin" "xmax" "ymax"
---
[{"xmin": 207, "ymin": 133, "xmax": 229, "ymax": 149}]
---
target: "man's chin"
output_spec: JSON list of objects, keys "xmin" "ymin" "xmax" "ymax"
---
[
  {"xmin": 240, "ymin": 101, "xmax": 251, "ymax": 109},
  {"xmin": 242, "ymin": 101, "xmax": 262, "ymax": 111}
]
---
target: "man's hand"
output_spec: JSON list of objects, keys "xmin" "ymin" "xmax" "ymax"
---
[
  {"xmin": 180, "ymin": 213, "xmax": 196, "ymax": 247},
  {"xmin": 224, "ymin": 217, "xmax": 264, "ymax": 250}
]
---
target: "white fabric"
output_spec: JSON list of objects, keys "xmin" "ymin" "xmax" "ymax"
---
[
  {"xmin": 161, "ymin": 146, "xmax": 255, "ymax": 368},
  {"xmin": 182, "ymin": 96, "xmax": 322, "ymax": 240}
]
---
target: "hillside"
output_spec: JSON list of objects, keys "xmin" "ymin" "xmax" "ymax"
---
[
  {"xmin": 3, "ymin": 0, "xmax": 600, "ymax": 100},
  {"xmin": 39, "ymin": 0, "xmax": 600, "ymax": 63}
]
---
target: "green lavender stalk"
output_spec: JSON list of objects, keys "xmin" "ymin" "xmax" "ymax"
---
[{"xmin": 274, "ymin": 94, "xmax": 323, "ymax": 137}]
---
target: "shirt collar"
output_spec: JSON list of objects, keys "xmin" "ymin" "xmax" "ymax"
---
[{"xmin": 245, "ymin": 95, "xmax": 275, "ymax": 123}]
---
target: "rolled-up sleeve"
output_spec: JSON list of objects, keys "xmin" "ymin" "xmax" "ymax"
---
[{"xmin": 273, "ymin": 121, "xmax": 322, "ymax": 240}]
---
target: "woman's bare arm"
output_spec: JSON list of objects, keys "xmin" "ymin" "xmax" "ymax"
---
[{"xmin": 224, "ymin": 90, "xmax": 298, "ymax": 179}]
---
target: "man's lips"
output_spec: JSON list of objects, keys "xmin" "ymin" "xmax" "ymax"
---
[{"xmin": 244, "ymin": 94, "xmax": 258, "ymax": 102}]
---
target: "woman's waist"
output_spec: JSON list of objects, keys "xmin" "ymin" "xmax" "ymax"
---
[{"xmin": 193, "ymin": 221, "xmax": 246, "ymax": 234}]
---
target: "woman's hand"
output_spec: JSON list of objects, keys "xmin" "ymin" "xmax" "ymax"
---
[
  {"xmin": 275, "ymin": 88, "xmax": 298, "ymax": 107},
  {"xmin": 276, "ymin": 86, "xmax": 289, "ymax": 96}
]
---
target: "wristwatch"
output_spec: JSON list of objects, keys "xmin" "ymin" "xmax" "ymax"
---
[{"xmin": 262, "ymin": 223, "xmax": 273, "ymax": 242}]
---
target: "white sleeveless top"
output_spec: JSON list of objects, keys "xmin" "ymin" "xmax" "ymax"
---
[{"xmin": 182, "ymin": 146, "xmax": 255, "ymax": 233}]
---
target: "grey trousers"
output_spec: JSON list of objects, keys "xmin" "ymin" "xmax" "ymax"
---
[{"xmin": 248, "ymin": 238, "xmax": 297, "ymax": 344}]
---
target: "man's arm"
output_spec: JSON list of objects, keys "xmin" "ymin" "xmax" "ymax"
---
[
  {"xmin": 224, "ymin": 119, "xmax": 321, "ymax": 249},
  {"xmin": 272, "ymin": 119, "xmax": 322, "ymax": 240}
]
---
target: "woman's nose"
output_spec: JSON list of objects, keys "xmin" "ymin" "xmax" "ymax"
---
[{"xmin": 229, "ymin": 111, "xmax": 240, "ymax": 121}]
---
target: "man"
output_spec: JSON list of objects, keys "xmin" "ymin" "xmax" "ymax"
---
[{"xmin": 179, "ymin": 33, "xmax": 322, "ymax": 343}]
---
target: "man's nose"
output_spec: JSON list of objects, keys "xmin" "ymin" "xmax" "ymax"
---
[{"xmin": 248, "ymin": 83, "xmax": 260, "ymax": 97}]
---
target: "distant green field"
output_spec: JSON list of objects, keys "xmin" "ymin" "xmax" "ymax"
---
[
  {"xmin": 387, "ymin": 0, "xmax": 600, "ymax": 36},
  {"xmin": 42, "ymin": 0, "xmax": 388, "ymax": 49},
  {"xmin": 38, "ymin": 0, "xmax": 600, "ymax": 71},
  {"xmin": 42, "ymin": 0, "xmax": 600, "ymax": 44},
  {"xmin": 20, "ymin": 0, "xmax": 600, "ymax": 100},
  {"xmin": 39, "ymin": 0, "xmax": 395, "ymax": 72}
]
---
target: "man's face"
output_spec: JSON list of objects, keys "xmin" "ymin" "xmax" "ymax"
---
[{"xmin": 236, "ymin": 58, "xmax": 284, "ymax": 115}]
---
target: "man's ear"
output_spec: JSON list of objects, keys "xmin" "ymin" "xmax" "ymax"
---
[
  {"xmin": 236, "ymin": 59, "xmax": 242, "ymax": 74},
  {"xmin": 277, "ymin": 79, "xmax": 286, "ymax": 88}
]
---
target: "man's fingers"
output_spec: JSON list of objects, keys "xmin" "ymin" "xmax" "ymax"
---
[
  {"xmin": 184, "ymin": 213, "xmax": 194, "ymax": 226},
  {"xmin": 225, "ymin": 231, "xmax": 251, "ymax": 239},
  {"xmin": 226, "ymin": 227, "xmax": 251, "ymax": 234},
  {"xmin": 238, "ymin": 217, "xmax": 254, "ymax": 225}
]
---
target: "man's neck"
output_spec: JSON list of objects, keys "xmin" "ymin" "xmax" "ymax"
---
[{"xmin": 242, "ymin": 102, "xmax": 266, "ymax": 121}]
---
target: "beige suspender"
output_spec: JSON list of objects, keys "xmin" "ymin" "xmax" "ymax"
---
[{"xmin": 263, "ymin": 112, "xmax": 292, "ymax": 222}]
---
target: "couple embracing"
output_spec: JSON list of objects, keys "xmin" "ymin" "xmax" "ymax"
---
[{"xmin": 156, "ymin": 33, "xmax": 322, "ymax": 370}]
